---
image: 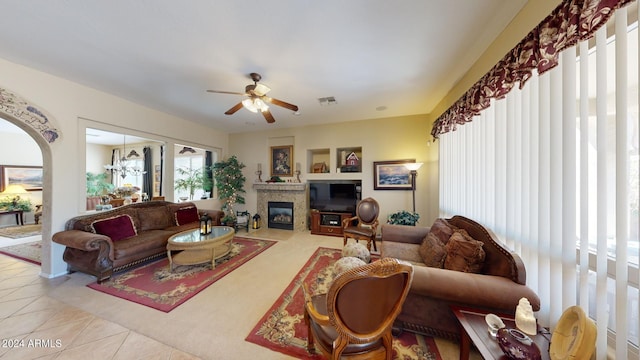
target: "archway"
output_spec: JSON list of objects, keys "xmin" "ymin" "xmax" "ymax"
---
[{"xmin": 0, "ymin": 87, "xmax": 61, "ymax": 275}]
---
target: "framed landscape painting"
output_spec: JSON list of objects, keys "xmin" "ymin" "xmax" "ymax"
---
[
  {"xmin": 373, "ymin": 159, "xmax": 415, "ymax": 190},
  {"xmin": 0, "ymin": 165, "xmax": 43, "ymax": 192}
]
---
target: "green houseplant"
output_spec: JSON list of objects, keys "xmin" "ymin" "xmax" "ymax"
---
[
  {"xmin": 212, "ymin": 155, "xmax": 246, "ymax": 222},
  {"xmin": 0, "ymin": 196, "xmax": 32, "ymax": 212},
  {"xmin": 174, "ymin": 167, "xmax": 204, "ymax": 200},
  {"xmin": 387, "ymin": 210, "xmax": 420, "ymax": 226},
  {"xmin": 86, "ymin": 172, "xmax": 115, "ymax": 196}
]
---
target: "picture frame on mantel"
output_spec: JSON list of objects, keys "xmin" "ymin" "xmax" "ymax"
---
[
  {"xmin": 0, "ymin": 165, "xmax": 44, "ymax": 192},
  {"xmin": 373, "ymin": 159, "xmax": 415, "ymax": 190},
  {"xmin": 270, "ymin": 145, "xmax": 293, "ymax": 177}
]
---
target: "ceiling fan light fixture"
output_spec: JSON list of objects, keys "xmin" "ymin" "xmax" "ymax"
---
[
  {"xmin": 242, "ymin": 98, "xmax": 269, "ymax": 113},
  {"xmin": 242, "ymin": 98, "xmax": 259, "ymax": 113}
]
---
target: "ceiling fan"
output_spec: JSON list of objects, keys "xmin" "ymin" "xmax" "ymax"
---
[{"xmin": 206, "ymin": 73, "xmax": 299, "ymax": 123}]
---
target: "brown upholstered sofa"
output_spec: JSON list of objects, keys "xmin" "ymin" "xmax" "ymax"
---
[
  {"xmin": 52, "ymin": 201, "xmax": 223, "ymax": 282},
  {"xmin": 380, "ymin": 215, "xmax": 540, "ymax": 340}
]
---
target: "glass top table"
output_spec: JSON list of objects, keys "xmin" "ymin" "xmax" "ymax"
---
[{"xmin": 166, "ymin": 226, "xmax": 235, "ymax": 271}]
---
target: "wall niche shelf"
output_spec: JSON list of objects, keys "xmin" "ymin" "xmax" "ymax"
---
[
  {"xmin": 307, "ymin": 148, "xmax": 330, "ymax": 174},
  {"xmin": 336, "ymin": 146, "xmax": 362, "ymax": 173}
]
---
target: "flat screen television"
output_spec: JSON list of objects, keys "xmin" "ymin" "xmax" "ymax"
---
[{"xmin": 309, "ymin": 180, "xmax": 361, "ymax": 214}]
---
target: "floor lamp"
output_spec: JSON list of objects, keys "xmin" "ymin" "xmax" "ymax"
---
[{"xmin": 404, "ymin": 162, "xmax": 423, "ymax": 213}]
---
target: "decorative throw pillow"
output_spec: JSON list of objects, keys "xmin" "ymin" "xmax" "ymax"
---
[
  {"xmin": 91, "ymin": 214, "xmax": 137, "ymax": 242},
  {"xmin": 444, "ymin": 229, "xmax": 485, "ymax": 273},
  {"xmin": 429, "ymin": 218, "xmax": 456, "ymax": 245},
  {"xmin": 175, "ymin": 206, "xmax": 199, "ymax": 226},
  {"xmin": 139, "ymin": 206, "xmax": 172, "ymax": 231},
  {"xmin": 418, "ymin": 232, "xmax": 447, "ymax": 268}
]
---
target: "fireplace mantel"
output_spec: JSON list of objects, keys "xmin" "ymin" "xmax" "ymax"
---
[
  {"xmin": 254, "ymin": 182, "xmax": 307, "ymax": 231},
  {"xmin": 253, "ymin": 183, "xmax": 306, "ymax": 191}
]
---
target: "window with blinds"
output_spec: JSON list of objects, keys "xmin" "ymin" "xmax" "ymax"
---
[{"xmin": 438, "ymin": 4, "xmax": 639, "ymax": 358}]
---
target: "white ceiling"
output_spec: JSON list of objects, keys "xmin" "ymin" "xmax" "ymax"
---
[{"xmin": 0, "ymin": 1, "xmax": 527, "ymax": 136}]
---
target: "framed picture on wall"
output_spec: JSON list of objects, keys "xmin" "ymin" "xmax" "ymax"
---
[
  {"xmin": 0, "ymin": 165, "xmax": 43, "ymax": 192},
  {"xmin": 270, "ymin": 145, "xmax": 293, "ymax": 177},
  {"xmin": 373, "ymin": 159, "xmax": 415, "ymax": 190}
]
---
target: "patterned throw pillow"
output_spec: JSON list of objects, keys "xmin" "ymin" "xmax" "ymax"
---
[
  {"xmin": 418, "ymin": 232, "xmax": 447, "ymax": 268},
  {"xmin": 429, "ymin": 218, "xmax": 456, "ymax": 245},
  {"xmin": 175, "ymin": 206, "xmax": 199, "ymax": 226},
  {"xmin": 443, "ymin": 229, "xmax": 486, "ymax": 273},
  {"xmin": 91, "ymin": 214, "xmax": 137, "ymax": 242}
]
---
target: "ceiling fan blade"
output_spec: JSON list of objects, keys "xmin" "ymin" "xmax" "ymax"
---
[
  {"xmin": 265, "ymin": 97, "xmax": 299, "ymax": 112},
  {"xmin": 225, "ymin": 102, "xmax": 244, "ymax": 115},
  {"xmin": 206, "ymin": 90, "xmax": 247, "ymax": 96},
  {"xmin": 262, "ymin": 109, "xmax": 275, "ymax": 123}
]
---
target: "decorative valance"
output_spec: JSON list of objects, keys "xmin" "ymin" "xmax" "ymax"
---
[{"xmin": 431, "ymin": 0, "xmax": 634, "ymax": 139}]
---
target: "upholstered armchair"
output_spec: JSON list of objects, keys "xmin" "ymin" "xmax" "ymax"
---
[
  {"xmin": 342, "ymin": 197, "xmax": 380, "ymax": 251},
  {"xmin": 303, "ymin": 258, "xmax": 413, "ymax": 360}
]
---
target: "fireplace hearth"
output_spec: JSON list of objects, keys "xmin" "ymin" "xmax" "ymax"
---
[
  {"xmin": 268, "ymin": 201, "xmax": 294, "ymax": 230},
  {"xmin": 253, "ymin": 182, "xmax": 307, "ymax": 231}
]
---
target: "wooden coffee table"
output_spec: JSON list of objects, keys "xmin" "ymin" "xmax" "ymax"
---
[
  {"xmin": 166, "ymin": 226, "xmax": 235, "ymax": 271},
  {"xmin": 451, "ymin": 305, "xmax": 551, "ymax": 360}
]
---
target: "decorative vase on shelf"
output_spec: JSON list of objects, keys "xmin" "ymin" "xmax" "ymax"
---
[{"xmin": 123, "ymin": 196, "xmax": 133, "ymax": 205}]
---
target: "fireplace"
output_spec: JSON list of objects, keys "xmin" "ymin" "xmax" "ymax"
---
[{"xmin": 268, "ymin": 201, "xmax": 294, "ymax": 230}]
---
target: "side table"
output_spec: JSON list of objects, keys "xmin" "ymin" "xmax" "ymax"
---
[
  {"xmin": 451, "ymin": 305, "xmax": 551, "ymax": 360},
  {"xmin": 0, "ymin": 209, "xmax": 24, "ymax": 226}
]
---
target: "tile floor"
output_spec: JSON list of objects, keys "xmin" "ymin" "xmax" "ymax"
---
[{"xmin": 0, "ymin": 229, "xmax": 478, "ymax": 359}]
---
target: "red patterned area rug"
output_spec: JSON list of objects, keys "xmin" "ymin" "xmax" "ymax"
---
[
  {"xmin": 87, "ymin": 237, "xmax": 275, "ymax": 312},
  {"xmin": 245, "ymin": 247, "xmax": 442, "ymax": 360},
  {"xmin": 0, "ymin": 241, "xmax": 41, "ymax": 265}
]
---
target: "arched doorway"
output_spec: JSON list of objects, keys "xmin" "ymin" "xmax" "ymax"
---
[{"xmin": 0, "ymin": 87, "xmax": 61, "ymax": 275}]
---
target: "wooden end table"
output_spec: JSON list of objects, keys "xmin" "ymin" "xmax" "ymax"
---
[
  {"xmin": 0, "ymin": 209, "xmax": 24, "ymax": 226},
  {"xmin": 451, "ymin": 305, "xmax": 551, "ymax": 360},
  {"xmin": 166, "ymin": 226, "xmax": 235, "ymax": 271}
]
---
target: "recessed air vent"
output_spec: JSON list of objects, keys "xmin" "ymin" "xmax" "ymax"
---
[{"xmin": 318, "ymin": 96, "xmax": 337, "ymax": 106}]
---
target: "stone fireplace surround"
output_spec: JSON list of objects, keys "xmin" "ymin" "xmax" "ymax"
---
[{"xmin": 254, "ymin": 183, "xmax": 307, "ymax": 231}]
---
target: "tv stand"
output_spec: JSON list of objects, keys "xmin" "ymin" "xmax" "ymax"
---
[{"xmin": 310, "ymin": 210, "xmax": 352, "ymax": 237}]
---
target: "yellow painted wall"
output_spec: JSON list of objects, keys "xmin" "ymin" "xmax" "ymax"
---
[{"xmin": 229, "ymin": 114, "xmax": 440, "ymax": 227}]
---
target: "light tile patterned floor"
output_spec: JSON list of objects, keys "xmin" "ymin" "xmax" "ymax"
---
[{"xmin": 0, "ymin": 230, "xmax": 478, "ymax": 360}]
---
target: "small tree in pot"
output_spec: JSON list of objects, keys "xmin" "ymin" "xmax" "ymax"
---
[
  {"xmin": 212, "ymin": 155, "xmax": 246, "ymax": 225},
  {"xmin": 174, "ymin": 167, "xmax": 204, "ymax": 200}
]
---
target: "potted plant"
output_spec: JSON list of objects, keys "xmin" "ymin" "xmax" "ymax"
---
[
  {"xmin": 0, "ymin": 196, "xmax": 32, "ymax": 212},
  {"xmin": 387, "ymin": 210, "xmax": 420, "ymax": 226},
  {"xmin": 86, "ymin": 172, "xmax": 115, "ymax": 196},
  {"xmin": 174, "ymin": 167, "xmax": 204, "ymax": 200},
  {"xmin": 212, "ymin": 155, "xmax": 246, "ymax": 222}
]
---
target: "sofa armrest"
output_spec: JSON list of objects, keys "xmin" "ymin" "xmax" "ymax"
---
[
  {"xmin": 381, "ymin": 224, "xmax": 430, "ymax": 245},
  {"xmin": 410, "ymin": 266, "xmax": 541, "ymax": 312},
  {"xmin": 52, "ymin": 230, "xmax": 115, "ymax": 261}
]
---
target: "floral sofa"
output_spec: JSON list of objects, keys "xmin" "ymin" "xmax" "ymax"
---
[
  {"xmin": 52, "ymin": 201, "xmax": 223, "ymax": 282},
  {"xmin": 381, "ymin": 215, "xmax": 540, "ymax": 340}
]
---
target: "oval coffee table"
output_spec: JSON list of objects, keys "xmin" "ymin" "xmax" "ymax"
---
[{"xmin": 166, "ymin": 226, "xmax": 235, "ymax": 271}]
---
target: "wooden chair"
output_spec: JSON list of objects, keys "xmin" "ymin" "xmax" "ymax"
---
[
  {"xmin": 303, "ymin": 258, "xmax": 413, "ymax": 360},
  {"xmin": 342, "ymin": 197, "xmax": 380, "ymax": 251}
]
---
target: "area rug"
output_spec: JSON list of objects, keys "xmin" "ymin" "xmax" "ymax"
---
[
  {"xmin": 0, "ymin": 241, "xmax": 41, "ymax": 265},
  {"xmin": 87, "ymin": 237, "xmax": 276, "ymax": 312},
  {"xmin": 245, "ymin": 247, "xmax": 442, "ymax": 359},
  {"xmin": 0, "ymin": 224, "xmax": 42, "ymax": 239}
]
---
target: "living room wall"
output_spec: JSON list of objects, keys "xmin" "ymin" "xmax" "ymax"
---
[
  {"xmin": 228, "ymin": 114, "xmax": 439, "ymax": 227},
  {"xmin": 0, "ymin": 57, "xmax": 229, "ymax": 278}
]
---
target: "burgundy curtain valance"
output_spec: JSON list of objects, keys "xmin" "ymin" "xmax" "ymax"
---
[{"xmin": 431, "ymin": 0, "xmax": 634, "ymax": 139}]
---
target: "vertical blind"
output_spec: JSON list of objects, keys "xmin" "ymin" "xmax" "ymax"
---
[{"xmin": 438, "ymin": 4, "xmax": 639, "ymax": 358}]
